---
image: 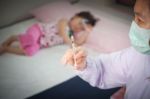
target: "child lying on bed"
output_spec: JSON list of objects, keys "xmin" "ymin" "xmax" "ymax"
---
[{"xmin": 0, "ymin": 11, "xmax": 98, "ymax": 56}]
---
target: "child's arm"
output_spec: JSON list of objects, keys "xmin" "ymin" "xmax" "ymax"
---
[{"xmin": 57, "ymin": 19, "xmax": 71, "ymax": 45}]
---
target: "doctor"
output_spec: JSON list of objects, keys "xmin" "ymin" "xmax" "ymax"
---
[{"xmin": 62, "ymin": 0, "xmax": 150, "ymax": 98}]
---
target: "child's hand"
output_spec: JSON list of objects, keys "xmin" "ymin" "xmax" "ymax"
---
[
  {"xmin": 57, "ymin": 18, "xmax": 71, "ymax": 44},
  {"xmin": 61, "ymin": 47, "xmax": 87, "ymax": 71},
  {"xmin": 58, "ymin": 18, "xmax": 68, "ymax": 26}
]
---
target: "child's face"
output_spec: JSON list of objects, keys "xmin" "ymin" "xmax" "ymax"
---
[{"xmin": 69, "ymin": 16, "xmax": 85, "ymax": 33}]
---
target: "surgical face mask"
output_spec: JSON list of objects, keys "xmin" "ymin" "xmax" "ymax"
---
[{"xmin": 129, "ymin": 21, "xmax": 150, "ymax": 54}]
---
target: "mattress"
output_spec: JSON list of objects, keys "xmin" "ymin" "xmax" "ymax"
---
[{"xmin": 0, "ymin": 19, "xmax": 76, "ymax": 99}]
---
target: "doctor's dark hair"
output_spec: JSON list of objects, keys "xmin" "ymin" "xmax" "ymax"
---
[
  {"xmin": 143, "ymin": 0, "xmax": 150, "ymax": 11},
  {"xmin": 148, "ymin": 0, "xmax": 150, "ymax": 10},
  {"xmin": 133, "ymin": 0, "xmax": 150, "ymax": 11},
  {"xmin": 74, "ymin": 11, "xmax": 99, "ymax": 26}
]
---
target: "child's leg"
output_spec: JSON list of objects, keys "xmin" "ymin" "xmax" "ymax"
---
[
  {"xmin": 1, "ymin": 35, "xmax": 25, "ymax": 55},
  {"xmin": 0, "ymin": 46, "xmax": 5, "ymax": 54},
  {"xmin": 4, "ymin": 46, "xmax": 25, "ymax": 55},
  {"xmin": 2, "ymin": 35, "xmax": 18, "ymax": 47}
]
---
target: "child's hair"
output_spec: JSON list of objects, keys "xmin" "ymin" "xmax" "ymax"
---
[{"xmin": 75, "ymin": 11, "xmax": 99, "ymax": 26}]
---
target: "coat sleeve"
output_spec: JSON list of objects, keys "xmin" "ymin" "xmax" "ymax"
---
[{"xmin": 76, "ymin": 48, "xmax": 131, "ymax": 89}]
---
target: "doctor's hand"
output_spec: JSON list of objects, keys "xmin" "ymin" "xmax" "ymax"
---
[{"xmin": 61, "ymin": 47, "xmax": 87, "ymax": 71}]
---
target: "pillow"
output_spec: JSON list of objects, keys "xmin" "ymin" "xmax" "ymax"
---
[
  {"xmin": 85, "ymin": 15, "xmax": 131, "ymax": 53},
  {"xmin": 31, "ymin": 2, "xmax": 131, "ymax": 53},
  {"xmin": 30, "ymin": 1, "xmax": 80, "ymax": 23}
]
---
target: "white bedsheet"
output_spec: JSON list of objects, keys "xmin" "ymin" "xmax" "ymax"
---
[
  {"xmin": 0, "ymin": 19, "xmax": 76, "ymax": 99},
  {"xmin": 0, "ymin": 19, "xmax": 99, "ymax": 99}
]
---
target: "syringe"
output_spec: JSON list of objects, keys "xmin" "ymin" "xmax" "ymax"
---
[{"xmin": 70, "ymin": 35, "xmax": 77, "ymax": 67}]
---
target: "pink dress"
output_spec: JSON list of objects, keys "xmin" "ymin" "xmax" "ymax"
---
[{"xmin": 19, "ymin": 23, "xmax": 64, "ymax": 56}]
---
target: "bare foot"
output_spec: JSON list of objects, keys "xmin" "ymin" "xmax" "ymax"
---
[{"xmin": 0, "ymin": 46, "xmax": 5, "ymax": 55}]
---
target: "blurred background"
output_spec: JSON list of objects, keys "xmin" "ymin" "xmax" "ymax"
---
[
  {"xmin": 0, "ymin": 0, "xmax": 135, "ymax": 99},
  {"xmin": 0, "ymin": 0, "xmax": 135, "ymax": 28}
]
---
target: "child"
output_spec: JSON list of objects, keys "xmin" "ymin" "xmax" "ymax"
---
[{"xmin": 0, "ymin": 11, "xmax": 98, "ymax": 56}]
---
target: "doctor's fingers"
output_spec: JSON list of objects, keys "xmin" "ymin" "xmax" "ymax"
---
[
  {"xmin": 76, "ymin": 56, "xmax": 86, "ymax": 65},
  {"xmin": 64, "ymin": 49, "xmax": 74, "ymax": 59},
  {"xmin": 75, "ymin": 49, "xmax": 87, "ymax": 59},
  {"xmin": 66, "ymin": 58, "xmax": 74, "ymax": 66},
  {"xmin": 61, "ymin": 49, "xmax": 73, "ymax": 64}
]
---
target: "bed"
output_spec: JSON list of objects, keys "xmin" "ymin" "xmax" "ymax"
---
[{"xmin": 0, "ymin": 0, "xmax": 132, "ymax": 99}]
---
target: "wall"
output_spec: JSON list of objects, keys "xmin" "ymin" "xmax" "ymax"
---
[{"xmin": 0, "ymin": 0, "xmax": 67, "ymax": 28}]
